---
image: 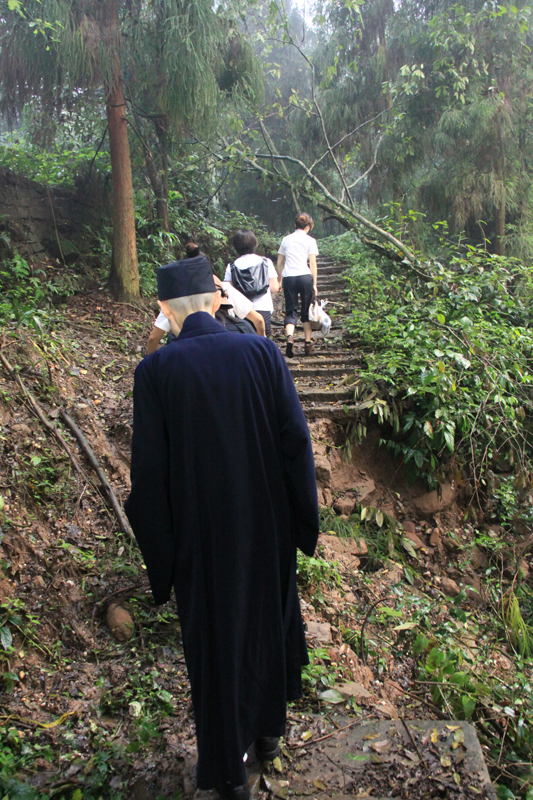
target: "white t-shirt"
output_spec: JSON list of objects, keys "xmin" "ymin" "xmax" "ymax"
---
[
  {"xmin": 153, "ymin": 282, "xmax": 253, "ymax": 333},
  {"xmin": 225, "ymin": 255, "xmax": 277, "ymax": 313},
  {"xmin": 278, "ymin": 229, "xmax": 319, "ymax": 278}
]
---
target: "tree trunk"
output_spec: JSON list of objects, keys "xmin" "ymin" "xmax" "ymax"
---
[
  {"xmin": 105, "ymin": 2, "xmax": 140, "ymax": 301},
  {"xmin": 495, "ymin": 199, "xmax": 506, "ymax": 256},
  {"xmin": 144, "ymin": 148, "xmax": 169, "ymax": 232}
]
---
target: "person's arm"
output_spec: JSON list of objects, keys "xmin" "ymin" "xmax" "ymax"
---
[
  {"xmin": 247, "ymin": 308, "xmax": 266, "ymax": 336},
  {"xmin": 147, "ymin": 325, "xmax": 167, "ymax": 354},
  {"xmin": 309, "ymin": 253, "xmax": 318, "ymax": 298},
  {"xmin": 276, "ymin": 253, "xmax": 285, "ymax": 284},
  {"xmin": 267, "ymin": 259, "xmax": 280, "ymax": 293},
  {"xmin": 125, "ymin": 361, "xmax": 175, "ymax": 605}
]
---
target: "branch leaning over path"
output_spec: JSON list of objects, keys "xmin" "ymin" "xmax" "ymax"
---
[
  {"xmin": 0, "ymin": 350, "xmax": 82, "ymax": 476},
  {"xmin": 59, "ymin": 409, "xmax": 134, "ymax": 539},
  {"xmin": 223, "ymin": 140, "xmax": 418, "ymax": 264}
]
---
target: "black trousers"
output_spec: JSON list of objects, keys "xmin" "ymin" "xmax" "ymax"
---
[
  {"xmin": 258, "ymin": 310, "xmax": 272, "ymax": 337},
  {"xmin": 283, "ymin": 274, "xmax": 313, "ymax": 325}
]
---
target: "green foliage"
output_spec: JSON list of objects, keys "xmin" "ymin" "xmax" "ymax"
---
[
  {"xmin": 0, "ymin": 135, "xmax": 109, "ymax": 187},
  {"xmin": 0, "ymin": 253, "xmax": 77, "ymax": 326},
  {"xmin": 301, "ymin": 647, "xmax": 337, "ymax": 691},
  {"xmin": 297, "ymin": 550, "xmax": 341, "ymax": 609},
  {"xmin": 135, "ymin": 205, "xmax": 279, "ymax": 295},
  {"xmin": 322, "ymin": 232, "xmax": 533, "ymax": 491}
]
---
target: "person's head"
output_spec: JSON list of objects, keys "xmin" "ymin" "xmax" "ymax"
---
[
  {"xmin": 157, "ymin": 255, "xmax": 220, "ymax": 335},
  {"xmin": 232, "ymin": 229, "xmax": 258, "ymax": 256},
  {"xmin": 185, "ymin": 242, "xmax": 200, "ymax": 258},
  {"xmin": 294, "ymin": 212, "xmax": 314, "ymax": 231}
]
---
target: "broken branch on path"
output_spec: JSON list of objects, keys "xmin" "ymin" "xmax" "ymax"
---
[
  {"xmin": 59, "ymin": 409, "xmax": 133, "ymax": 539},
  {"xmin": 287, "ymin": 715, "xmax": 373, "ymax": 749},
  {"xmin": 0, "ymin": 350, "xmax": 83, "ymax": 476}
]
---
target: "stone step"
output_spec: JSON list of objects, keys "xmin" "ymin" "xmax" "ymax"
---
[
  {"xmin": 317, "ymin": 267, "xmax": 346, "ymax": 275},
  {"xmin": 297, "ymin": 386, "xmax": 354, "ymax": 402},
  {"xmin": 303, "ymin": 403, "xmax": 358, "ymax": 419},
  {"xmin": 318, "ymin": 290, "xmax": 349, "ymax": 300},
  {"xmin": 289, "ymin": 354, "xmax": 359, "ymax": 365},
  {"xmin": 317, "ymin": 277, "xmax": 347, "ymax": 286},
  {"xmin": 289, "ymin": 366, "xmax": 354, "ymax": 378}
]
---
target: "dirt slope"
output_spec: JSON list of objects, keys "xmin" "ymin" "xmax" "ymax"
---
[{"xmin": 0, "ymin": 278, "xmax": 521, "ymax": 798}]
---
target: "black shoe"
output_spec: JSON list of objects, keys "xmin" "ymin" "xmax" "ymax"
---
[
  {"xmin": 214, "ymin": 782, "xmax": 250, "ymax": 800},
  {"xmin": 255, "ymin": 736, "xmax": 280, "ymax": 761},
  {"xmin": 285, "ymin": 336, "xmax": 294, "ymax": 358}
]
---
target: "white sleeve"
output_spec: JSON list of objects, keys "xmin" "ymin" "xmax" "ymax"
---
[
  {"xmin": 154, "ymin": 311, "xmax": 171, "ymax": 332},
  {"xmin": 308, "ymin": 236, "xmax": 319, "ymax": 256},
  {"xmin": 267, "ymin": 258, "xmax": 277, "ymax": 278},
  {"xmin": 224, "ymin": 264, "xmax": 232, "ymax": 281},
  {"xmin": 223, "ymin": 283, "xmax": 253, "ymax": 319},
  {"xmin": 278, "ymin": 237, "xmax": 287, "ymax": 255}
]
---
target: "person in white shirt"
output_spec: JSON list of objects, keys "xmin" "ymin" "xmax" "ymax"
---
[
  {"xmin": 225, "ymin": 230, "xmax": 279, "ymax": 337},
  {"xmin": 276, "ymin": 213, "xmax": 319, "ymax": 358}
]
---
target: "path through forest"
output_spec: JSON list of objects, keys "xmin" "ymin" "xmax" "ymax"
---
[
  {"xmin": 273, "ymin": 256, "xmax": 358, "ymax": 420},
  {"xmin": 0, "ymin": 255, "xmax": 502, "ymax": 800}
]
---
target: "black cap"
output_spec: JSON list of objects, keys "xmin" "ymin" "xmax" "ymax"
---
[{"xmin": 157, "ymin": 256, "xmax": 216, "ymax": 301}]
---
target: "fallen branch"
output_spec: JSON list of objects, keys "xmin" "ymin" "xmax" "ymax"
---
[
  {"xmin": 59, "ymin": 409, "xmax": 134, "ymax": 538},
  {"xmin": 287, "ymin": 714, "xmax": 373, "ymax": 749},
  {"xmin": 0, "ymin": 351, "xmax": 83, "ymax": 476}
]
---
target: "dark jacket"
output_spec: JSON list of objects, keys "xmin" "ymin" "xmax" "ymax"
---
[{"xmin": 125, "ymin": 312, "xmax": 319, "ymax": 789}]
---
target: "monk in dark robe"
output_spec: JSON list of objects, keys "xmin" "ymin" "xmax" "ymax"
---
[{"xmin": 125, "ymin": 256, "xmax": 319, "ymax": 800}]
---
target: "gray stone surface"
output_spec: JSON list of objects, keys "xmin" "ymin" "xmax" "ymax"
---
[
  {"xmin": 0, "ymin": 167, "xmax": 109, "ymax": 261},
  {"xmin": 308, "ymin": 718, "xmax": 497, "ymax": 799}
]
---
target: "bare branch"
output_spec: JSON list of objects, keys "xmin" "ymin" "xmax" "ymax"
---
[{"xmin": 347, "ymin": 134, "xmax": 383, "ymax": 190}]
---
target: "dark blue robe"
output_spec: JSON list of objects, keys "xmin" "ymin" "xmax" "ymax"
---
[{"xmin": 125, "ymin": 312, "xmax": 319, "ymax": 789}]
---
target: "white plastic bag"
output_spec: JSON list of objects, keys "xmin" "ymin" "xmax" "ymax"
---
[{"xmin": 308, "ymin": 299, "xmax": 332, "ymax": 336}]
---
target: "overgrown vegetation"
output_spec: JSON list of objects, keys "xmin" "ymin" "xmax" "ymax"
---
[{"xmin": 321, "ymin": 231, "xmax": 533, "ymax": 507}]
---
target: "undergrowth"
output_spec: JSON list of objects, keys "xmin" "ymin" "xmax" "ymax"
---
[{"xmin": 321, "ymin": 231, "xmax": 533, "ymax": 510}]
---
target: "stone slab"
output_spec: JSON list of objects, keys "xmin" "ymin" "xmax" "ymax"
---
[{"xmin": 307, "ymin": 718, "xmax": 496, "ymax": 799}]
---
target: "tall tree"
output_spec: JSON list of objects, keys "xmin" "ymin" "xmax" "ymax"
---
[
  {"xmin": 0, "ymin": 0, "xmax": 264, "ymax": 294},
  {"xmin": 0, "ymin": 0, "xmax": 139, "ymax": 300}
]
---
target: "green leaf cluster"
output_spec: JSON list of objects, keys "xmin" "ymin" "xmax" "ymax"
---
[{"xmin": 323, "ymin": 232, "xmax": 533, "ymax": 490}]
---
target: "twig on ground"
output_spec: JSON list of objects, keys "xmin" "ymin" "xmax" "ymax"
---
[
  {"xmin": 360, "ymin": 597, "xmax": 384, "ymax": 665},
  {"xmin": 0, "ymin": 350, "xmax": 83, "ymax": 476},
  {"xmin": 401, "ymin": 718, "xmax": 429, "ymax": 773},
  {"xmin": 59, "ymin": 409, "xmax": 133, "ymax": 538},
  {"xmin": 288, "ymin": 715, "xmax": 373, "ymax": 748},
  {"xmin": 387, "ymin": 680, "xmax": 448, "ymax": 719}
]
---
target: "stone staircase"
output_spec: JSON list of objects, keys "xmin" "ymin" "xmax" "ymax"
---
[{"xmin": 272, "ymin": 256, "xmax": 359, "ymax": 419}]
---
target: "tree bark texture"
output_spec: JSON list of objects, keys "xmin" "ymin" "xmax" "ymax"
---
[{"xmin": 104, "ymin": 1, "xmax": 140, "ymax": 301}]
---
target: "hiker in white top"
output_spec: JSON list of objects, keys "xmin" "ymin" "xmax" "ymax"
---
[
  {"xmin": 225, "ymin": 230, "xmax": 279, "ymax": 337},
  {"xmin": 276, "ymin": 212, "xmax": 319, "ymax": 358}
]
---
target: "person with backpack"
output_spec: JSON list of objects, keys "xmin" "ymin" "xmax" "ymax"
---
[
  {"xmin": 276, "ymin": 212, "xmax": 319, "ymax": 358},
  {"xmin": 224, "ymin": 230, "xmax": 279, "ymax": 337}
]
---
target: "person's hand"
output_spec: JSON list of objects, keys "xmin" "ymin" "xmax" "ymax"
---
[{"xmin": 312, "ymin": 286, "xmax": 318, "ymax": 303}]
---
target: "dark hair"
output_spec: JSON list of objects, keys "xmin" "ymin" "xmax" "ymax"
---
[
  {"xmin": 294, "ymin": 212, "xmax": 314, "ymax": 230},
  {"xmin": 185, "ymin": 242, "xmax": 200, "ymax": 258},
  {"xmin": 232, "ymin": 229, "xmax": 258, "ymax": 256}
]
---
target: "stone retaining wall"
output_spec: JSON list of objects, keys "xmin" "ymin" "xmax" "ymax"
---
[{"xmin": 0, "ymin": 168, "xmax": 110, "ymax": 261}]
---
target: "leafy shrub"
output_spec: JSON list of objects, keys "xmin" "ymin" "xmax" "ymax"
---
[{"xmin": 321, "ymin": 233, "xmax": 533, "ymax": 497}]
